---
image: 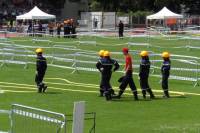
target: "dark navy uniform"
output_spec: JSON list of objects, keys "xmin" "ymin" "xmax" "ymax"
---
[
  {"xmin": 71, "ymin": 22, "xmax": 76, "ymax": 38},
  {"xmin": 57, "ymin": 23, "xmax": 61, "ymax": 38},
  {"xmin": 118, "ymin": 21, "xmax": 124, "ymax": 38},
  {"xmin": 96, "ymin": 57, "xmax": 105, "ymax": 96},
  {"xmin": 161, "ymin": 59, "xmax": 171, "ymax": 97},
  {"xmin": 115, "ymin": 53, "xmax": 138, "ymax": 100},
  {"xmin": 96, "ymin": 57, "xmax": 119, "ymax": 100},
  {"xmin": 35, "ymin": 55, "xmax": 47, "ymax": 93},
  {"xmin": 139, "ymin": 57, "xmax": 155, "ymax": 99}
]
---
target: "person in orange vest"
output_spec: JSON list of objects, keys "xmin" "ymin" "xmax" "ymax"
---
[
  {"xmin": 70, "ymin": 19, "xmax": 76, "ymax": 38},
  {"xmin": 64, "ymin": 20, "xmax": 70, "ymax": 38},
  {"xmin": 48, "ymin": 22, "xmax": 54, "ymax": 36},
  {"xmin": 56, "ymin": 22, "xmax": 62, "ymax": 38},
  {"xmin": 114, "ymin": 48, "xmax": 138, "ymax": 100}
]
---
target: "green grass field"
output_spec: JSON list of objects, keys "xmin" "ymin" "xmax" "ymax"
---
[{"xmin": 1, "ymin": 35, "xmax": 200, "ymax": 133}]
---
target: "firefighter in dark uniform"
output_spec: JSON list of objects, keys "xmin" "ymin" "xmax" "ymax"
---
[
  {"xmin": 70, "ymin": 19, "xmax": 76, "ymax": 38},
  {"xmin": 96, "ymin": 50, "xmax": 117, "ymax": 97},
  {"xmin": 96, "ymin": 51, "xmax": 119, "ymax": 100},
  {"xmin": 97, "ymin": 50, "xmax": 105, "ymax": 96},
  {"xmin": 161, "ymin": 52, "xmax": 171, "ymax": 98},
  {"xmin": 118, "ymin": 20, "xmax": 124, "ymax": 38},
  {"xmin": 56, "ymin": 22, "xmax": 62, "ymax": 38},
  {"xmin": 114, "ymin": 48, "xmax": 138, "ymax": 100},
  {"xmin": 139, "ymin": 51, "xmax": 155, "ymax": 99},
  {"xmin": 66, "ymin": 20, "xmax": 71, "ymax": 38},
  {"xmin": 63, "ymin": 20, "xmax": 67, "ymax": 38},
  {"xmin": 35, "ymin": 48, "xmax": 47, "ymax": 93},
  {"xmin": 48, "ymin": 22, "xmax": 54, "ymax": 36}
]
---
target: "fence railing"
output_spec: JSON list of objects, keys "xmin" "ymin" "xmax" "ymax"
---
[
  {"xmin": 0, "ymin": 104, "xmax": 96, "ymax": 133},
  {"xmin": 0, "ymin": 40, "xmax": 199, "ymax": 87},
  {"xmin": 0, "ymin": 34, "xmax": 200, "ymax": 87}
]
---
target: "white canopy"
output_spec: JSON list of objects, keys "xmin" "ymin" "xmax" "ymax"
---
[
  {"xmin": 16, "ymin": 6, "xmax": 56, "ymax": 20},
  {"xmin": 147, "ymin": 7, "xmax": 183, "ymax": 20}
]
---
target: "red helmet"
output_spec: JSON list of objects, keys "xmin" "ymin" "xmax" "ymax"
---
[{"xmin": 122, "ymin": 48, "xmax": 129, "ymax": 53}]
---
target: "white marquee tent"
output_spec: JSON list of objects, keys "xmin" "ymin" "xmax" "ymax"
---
[
  {"xmin": 16, "ymin": 6, "xmax": 56, "ymax": 20},
  {"xmin": 146, "ymin": 7, "xmax": 183, "ymax": 20}
]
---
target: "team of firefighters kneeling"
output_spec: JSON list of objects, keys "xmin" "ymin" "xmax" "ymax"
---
[
  {"xmin": 34, "ymin": 47, "xmax": 170, "ymax": 101},
  {"xmin": 96, "ymin": 48, "xmax": 171, "ymax": 101}
]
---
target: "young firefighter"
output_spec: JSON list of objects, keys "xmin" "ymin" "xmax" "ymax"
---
[
  {"xmin": 139, "ymin": 51, "xmax": 155, "ymax": 99},
  {"xmin": 96, "ymin": 50, "xmax": 105, "ymax": 96},
  {"xmin": 96, "ymin": 51, "xmax": 119, "ymax": 100},
  {"xmin": 114, "ymin": 48, "xmax": 138, "ymax": 100},
  {"xmin": 161, "ymin": 52, "xmax": 171, "ymax": 98},
  {"xmin": 35, "ymin": 48, "xmax": 47, "ymax": 93}
]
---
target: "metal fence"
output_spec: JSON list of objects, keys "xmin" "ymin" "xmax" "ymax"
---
[
  {"xmin": 0, "ymin": 104, "xmax": 96, "ymax": 133},
  {"xmin": 0, "ymin": 34, "xmax": 200, "ymax": 87},
  {"xmin": 11, "ymin": 104, "xmax": 66, "ymax": 133}
]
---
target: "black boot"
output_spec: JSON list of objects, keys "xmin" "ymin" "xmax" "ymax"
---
[
  {"xmin": 113, "ymin": 90, "xmax": 124, "ymax": 99},
  {"xmin": 110, "ymin": 89, "xmax": 116, "ymax": 96},
  {"xmin": 99, "ymin": 89, "xmax": 104, "ymax": 97},
  {"xmin": 43, "ymin": 85, "xmax": 47, "ymax": 93},
  {"xmin": 142, "ymin": 90, "xmax": 146, "ymax": 99},
  {"xmin": 147, "ymin": 88, "xmax": 155, "ymax": 99},
  {"xmin": 133, "ymin": 91, "xmax": 139, "ymax": 101},
  {"xmin": 105, "ymin": 91, "xmax": 112, "ymax": 101},
  {"xmin": 37, "ymin": 85, "xmax": 42, "ymax": 93},
  {"xmin": 164, "ymin": 90, "xmax": 170, "ymax": 98}
]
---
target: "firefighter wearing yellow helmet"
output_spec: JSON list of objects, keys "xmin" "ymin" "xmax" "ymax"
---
[
  {"xmin": 161, "ymin": 52, "xmax": 171, "ymax": 98},
  {"xmin": 35, "ymin": 48, "xmax": 47, "ymax": 93},
  {"xmin": 96, "ymin": 50, "xmax": 105, "ymax": 96},
  {"xmin": 139, "ymin": 51, "xmax": 155, "ymax": 99},
  {"xmin": 96, "ymin": 50, "xmax": 119, "ymax": 100},
  {"xmin": 103, "ymin": 51, "xmax": 110, "ymax": 57},
  {"xmin": 98, "ymin": 50, "xmax": 105, "ymax": 58}
]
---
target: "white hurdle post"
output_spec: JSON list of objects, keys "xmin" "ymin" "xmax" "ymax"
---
[{"xmin": 72, "ymin": 101, "xmax": 85, "ymax": 133}]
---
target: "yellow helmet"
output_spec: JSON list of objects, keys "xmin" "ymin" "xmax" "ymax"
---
[
  {"xmin": 35, "ymin": 48, "xmax": 43, "ymax": 54},
  {"xmin": 140, "ymin": 51, "xmax": 148, "ymax": 57},
  {"xmin": 103, "ymin": 51, "xmax": 110, "ymax": 57},
  {"xmin": 98, "ymin": 50, "xmax": 105, "ymax": 57},
  {"xmin": 162, "ymin": 52, "xmax": 170, "ymax": 58}
]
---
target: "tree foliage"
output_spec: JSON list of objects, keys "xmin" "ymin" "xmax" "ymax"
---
[{"xmin": 89, "ymin": 0, "xmax": 200, "ymax": 15}]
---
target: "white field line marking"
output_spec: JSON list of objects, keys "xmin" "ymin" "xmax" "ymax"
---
[
  {"xmin": 0, "ymin": 85, "xmax": 35, "ymax": 90},
  {"xmin": 0, "ymin": 84, "xmax": 182, "ymax": 97},
  {"xmin": 0, "ymin": 82, "xmax": 35, "ymax": 87},
  {"xmin": 46, "ymin": 78, "xmax": 100, "ymax": 87},
  {"xmin": 45, "ymin": 82, "xmax": 99, "ymax": 89},
  {"xmin": 45, "ymin": 78, "xmax": 185, "ymax": 96},
  {"xmin": 0, "ymin": 88, "xmax": 4, "ymax": 93},
  {"xmin": 3, "ymin": 90, "xmax": 35, "ymax": 93},
  {"xmin": 0, "ymin": 78, "xmax": 198, "ymax": 96}
]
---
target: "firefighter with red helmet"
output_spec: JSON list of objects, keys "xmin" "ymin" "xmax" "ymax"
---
[{"xmin": 114, "ymin": 48, "xmax": 138, "ymax": 100}]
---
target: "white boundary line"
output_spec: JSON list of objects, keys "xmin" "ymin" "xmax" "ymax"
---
[{"xmin": 0, "ymin": 78, "xmax": 194, "ymax": 97}]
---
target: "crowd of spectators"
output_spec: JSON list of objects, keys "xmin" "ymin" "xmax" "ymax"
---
[{"xmin": 0, "ymin": 0, "xmax": 59, "ymax": 31}]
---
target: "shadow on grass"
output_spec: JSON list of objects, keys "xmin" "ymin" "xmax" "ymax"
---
[
  {"xmin": 43, "ymin": 91, "xmax": 62, "ymax": 95},
  {"xmin": 110, "ymin": 95, "xmax": 187, "ymax": 102}
]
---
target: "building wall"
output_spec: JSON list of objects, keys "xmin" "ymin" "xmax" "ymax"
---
[
  {"xmin": 81, "ymin": 12, "xmax": 116, "ymax": 29},
  {"xmin": 61, "ymin": 0, "xmax": 89, "ymax": 20}
]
